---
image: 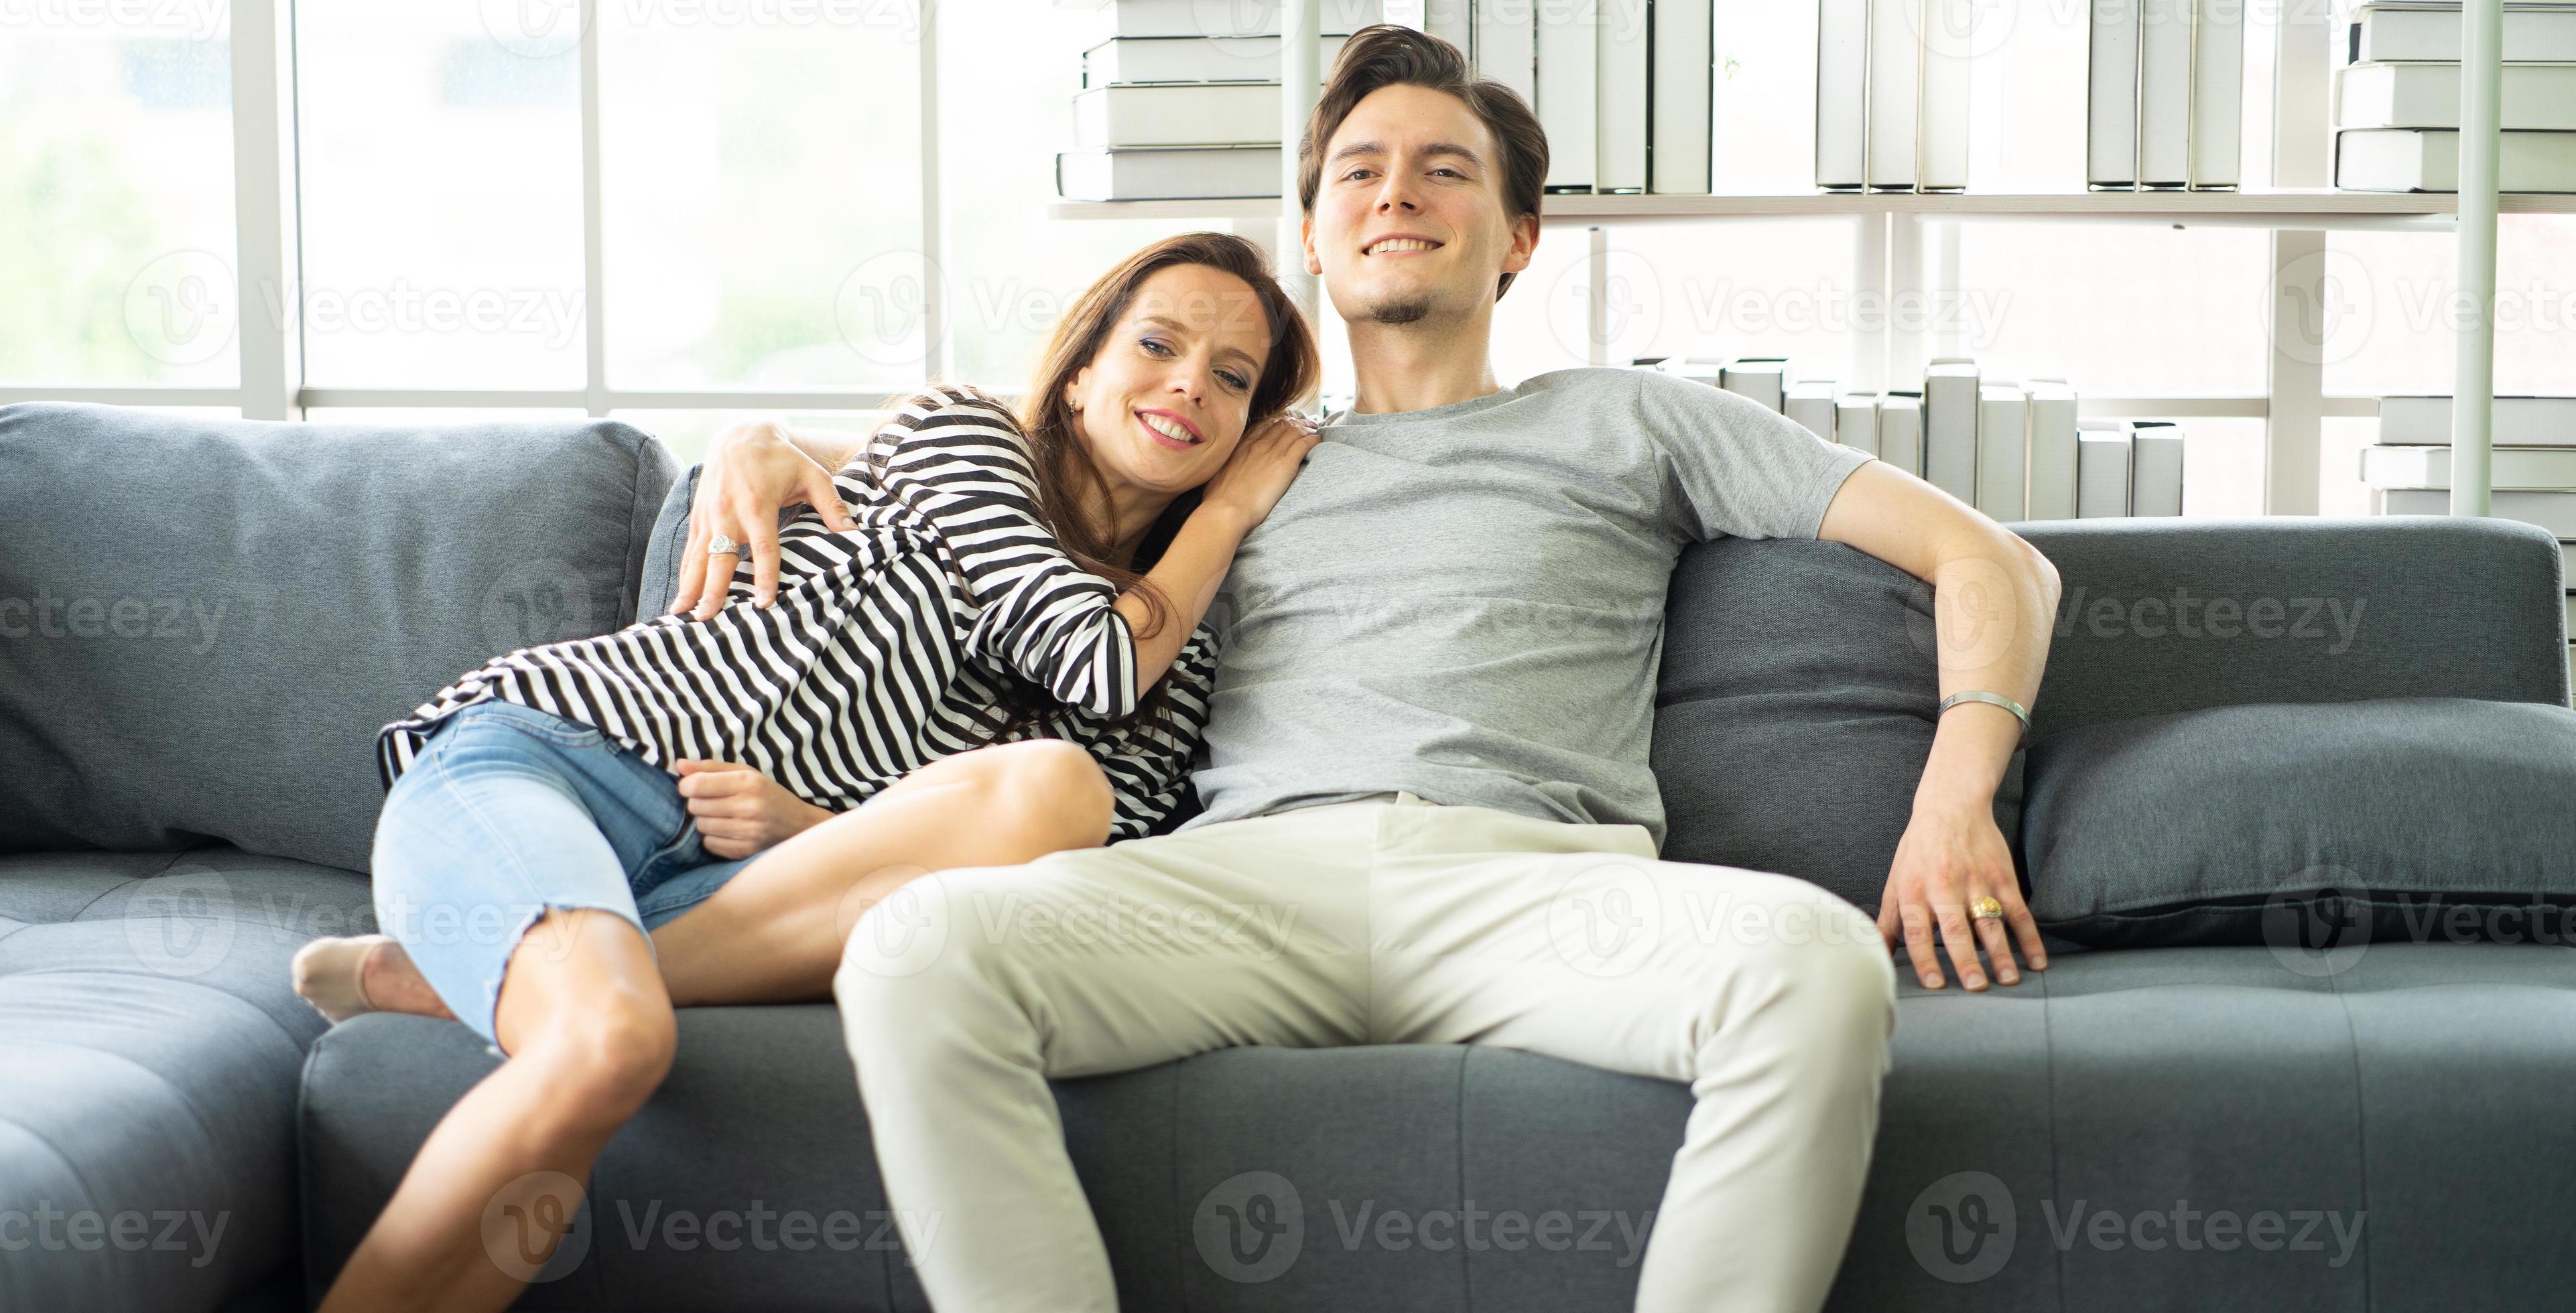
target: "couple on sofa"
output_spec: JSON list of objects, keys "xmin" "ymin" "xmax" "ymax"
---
[{"xmin": 290, "ymin": 25, "xmax": 2061, "ymax": 1313}]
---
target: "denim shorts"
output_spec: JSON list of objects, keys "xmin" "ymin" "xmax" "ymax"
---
[{"xmin": 370, "ymin": 698, "xmax": 757, "ymax": 1053}]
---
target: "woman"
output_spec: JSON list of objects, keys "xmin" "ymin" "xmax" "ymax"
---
[{"xmin": 289, "ymin": 232, "xmax": 1321, "ymax": 1313}]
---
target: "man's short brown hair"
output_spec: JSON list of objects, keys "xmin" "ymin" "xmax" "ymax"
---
[{"xmin": 1296, "ymin": 24, "xmax": 1549, "ymax": 300}]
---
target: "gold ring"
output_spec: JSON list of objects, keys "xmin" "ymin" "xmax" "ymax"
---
[{"xmin": 1969, "ymin": 896, "xmax": 2006, "ymax": 921}]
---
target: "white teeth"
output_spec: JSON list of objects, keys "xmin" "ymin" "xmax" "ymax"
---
[
  {"xmin": 1367, "ymin": 237, "xmax": 1437, "ymax": 255},
  {"xmin": 1141, "ymin": 413, "xmax": 1198, "ymax": 443}
]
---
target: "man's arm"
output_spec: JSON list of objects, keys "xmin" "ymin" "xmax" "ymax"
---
[{"xmin": 1817, "ymin": 461, "xmax": 2063, "ymax": 992}]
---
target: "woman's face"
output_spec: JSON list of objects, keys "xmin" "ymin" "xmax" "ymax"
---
[{"xmin": 1063, "ymin": 263, "xmax": 1274, "ymax": 496}]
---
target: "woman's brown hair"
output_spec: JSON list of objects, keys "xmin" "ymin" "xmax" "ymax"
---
[{"xmin": 938, "ymin": 230, "xmax": 1319, "ymax": 748}]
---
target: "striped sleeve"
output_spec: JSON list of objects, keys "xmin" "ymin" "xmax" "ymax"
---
[
  {"xmin": 870, "ymin": 389, "xmax": 1141, "ymax": 721},
  {"xmin": 1090, "ymin": 622, "xmax": 1222, "ymax": 841}
]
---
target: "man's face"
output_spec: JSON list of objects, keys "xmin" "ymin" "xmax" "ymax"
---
[{"xmin": 1303, "ymin": 83, "xmax": 1537, "ymax": 329}]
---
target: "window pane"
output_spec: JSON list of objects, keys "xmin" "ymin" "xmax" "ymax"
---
[
  {"xmin": 600, "ymin": 4, "xmax": 922, "ymax": 389},
  {"xmin": 1955, "ymin": 223, "xmax": 2270, "ymax": 395},
  {"xmin": 938, "ymin": 0, "xmax": 1199, "ymax": 391},
  {"xmin": 295, "ymin": 1, "xmax": 585, "ymax": 388},
  {"xmin": 2322, "ymin": 218, "xmax": 2576, "ymax": 398},
  {"xmin": 0, "ymin": 8, "xmax": 235, "ymax": 384}
]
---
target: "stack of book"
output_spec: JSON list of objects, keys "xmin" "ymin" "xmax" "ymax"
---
[
  {"xmin": 2334, "ymin": 3, "xmax": 2576, "ymax": 193},
  {"xmin": 1056, "ymin": 0, "xmax": 1381, "ymax": 201},
  {"xmin": 2087, "ymin": 0, "xmax": 2244, "ymax": 190},
  {"xmin": 2362, "ymin": 394, "xmax": 2576, "ymax": 677},
  {"xmin": 1450, "ymin": 0, "xmax": 1718, "ymax": 194},
  {"xmin": 1639, "ymin": 357, "xmax": 2182, "ymax": 520},
  {"xmin": 1815, "ymin": 0, "xmax": 1977, "ymax": 190}
]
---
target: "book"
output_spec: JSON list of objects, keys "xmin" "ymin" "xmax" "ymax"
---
[
  {"xmin": 2352, "ymin": 3, "xmax": 2576, "ymax": 64},
  {"xmin": 1596, "ymin": 0, "xmax": 1648, "ymax": 193},
  {"xmin": 1919, "ymin": 0, "xmax": 1974, "ymax": 190},
  {"xmin": 2190, "ymin": 0, "xmax": 2246, "ymax": 188},
  {"xmin": 1658, "ymin": 356, "xmax": 1724, "ymax": 386},
  {"xmin": 1084, "ymin": 33, "xmax": 1352, "ymax": 85},
  {"xmin": 2077, "ymin": 421, "xmax": 2133, "ymax": 516},
  {"xmin": 2087, "ymin": 0, "xmax": 2142, "ymax": 188},
  {"xmin": 1878, "ymin": 391, "xmax": 1925, "ymax": 476},
  {"xmin": 1837, "ymin": 391, "xmax": 1883, "ymax": 456},
  {"xmin": 2336, "ymin": 62, "xmax": 2576, "ymax": 131},
  {"xmin": 1057, "ymin": 145, "xmax": 1281, "ymax": 200},
  {"xmin": 1537, "ymin": 0, "xmax": 1598, "ymax": 191},
  {"xmin": 1074, "ymin": 82, "xmax": 1281, "ymax": 147},
  {"xmin": 2336, "ymin": 128, "xmax": 2576, "ymax": 192},
  {"xmin": 2137, "ymin": 0, "xmax": 2192, "ymax": 188},
  {"xmin": 1816, "ymin": 0, "xmax": 1870, "ymax": 190},
  {"xmin": 1787, "ymin": 380, "xmax": 1839, "ymax": 441},
  {"xmin": 1720, "ymin": 358, "xmax": 1789, "ymax": 411},
  {"xmin": 1976, "ymin": 383, "xmax": 2030, "ymax": 519},
  {"xmin": 2362, "ymin": 443, "xmax": 2576, "ymax": 489},
  {"xmin": 1866, "ymin": 0, "xmax": 1921, "ymax": 188},
  {"xmin": 1082, "ymin": 0, "xmax": 1381, "ymax": 40},
  {"xmin": 1922, "ymin": 359, "xmax": 1982, "ymax": 501},
  {"xmin": 1650, "ymin": 0, "xmax": 1714, "ymax": 194},
  {"xmin": 2130, "ymin": 420, "xmax": 2186, "ymax": 515},
  {"xmin": 2379, "ymin": 395, "xmax": 2576, "ymax": 445},
  {"xmin": 2384, "ymin": 488, "xmax": 2576, "ymax": 535},
  {"xmin": 1475, "ymin": 0, "xmax": 1537, "ymax": 104},
  {"xmin": 2026, "ymin": 379, "xmax": 2081, "ymax": 519}
]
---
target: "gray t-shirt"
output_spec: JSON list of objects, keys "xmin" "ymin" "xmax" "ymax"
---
[{"xmin": 1178, "ymin": 366, "xmax": 1872, "ymax": 851}]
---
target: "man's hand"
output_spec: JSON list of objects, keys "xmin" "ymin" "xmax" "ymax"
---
[
  {"xmin": 673, "ymin": 759, "xmax": 835, "ymax": 859},
  {"xmin": 1876, "ymin": 799, "xmax": 2047, "ymax": 990},
  {"xmin": 672, "ymin": 419, "xmax": 860, "ymax": 620}
]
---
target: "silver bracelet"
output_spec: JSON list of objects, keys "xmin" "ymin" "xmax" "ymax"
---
[{"xmin": 1937, "ymin": 690, "xmax": 2031, "ymax": 740}]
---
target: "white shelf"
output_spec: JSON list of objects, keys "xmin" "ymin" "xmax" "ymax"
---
[{"xmin": 1047, "ymin": 188, "xmax": 2576, "ymax": 226}]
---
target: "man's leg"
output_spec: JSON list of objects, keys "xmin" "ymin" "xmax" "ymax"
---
[
  {"xmin": 831, "ymin": 803, "xmax": 1381, "ymax": 1313},
  {"xmin": 1367, "ymin": 806, "xmax": 1898, "ymax": 1313}
]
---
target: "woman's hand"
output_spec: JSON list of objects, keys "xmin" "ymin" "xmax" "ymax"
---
[
  {"xmin": 1876, "ymin": 799, "xmax": 2047, "ymax": 990},
  {"xmin": 672, "ymin": 419, "xmax": 861, "ymax": 620},
  {"xmin": 672, "ymin": 759, "xmax": 835, "ymax": 859},
  {"xmin": 1198, "ymin": 413, "xmax": 1323, "ymax": 533}
]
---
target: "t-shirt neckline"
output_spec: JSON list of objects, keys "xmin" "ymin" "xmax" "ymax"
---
[{"xmin": 1326, "ymin": 384, "xmax": 1517, "ymax": 428}]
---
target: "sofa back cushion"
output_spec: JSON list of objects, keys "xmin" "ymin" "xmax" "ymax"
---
[{"xmin": 0, "ymin": 403, "xmax": 675, "ymax": 873}]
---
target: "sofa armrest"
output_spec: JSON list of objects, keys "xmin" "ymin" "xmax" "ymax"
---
[{"xmin": 2011, "ymin": 516, "xmax": 2567, "ymax": 740}]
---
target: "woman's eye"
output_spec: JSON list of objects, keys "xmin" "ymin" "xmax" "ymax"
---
[
  {"xmin": 1140, "ymin": 337, "xmax": 1173, "ymax": 356},
  {"xmin": 1219, "ymin": 370, "xmax": 1248, "ymax": 390}
]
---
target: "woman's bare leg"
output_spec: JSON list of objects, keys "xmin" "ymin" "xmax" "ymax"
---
[
  {"xmin": 342, "ymin": 740, "xmax": 1116, "ymax": 1018},
  {"xmin": 653, "ymin": 738, "xmax": 1115, "ymax": 1006},
  {"xmin": 316, "ymin": 908, "xmax": 675, "ymax": 1313}
]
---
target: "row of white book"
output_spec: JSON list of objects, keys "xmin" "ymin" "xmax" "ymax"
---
[
  {"xmin": 2333, "ymin": 3, "xmax": 2576, "ymax": 194},
  {"xmin": 1814, "ymin": 0, "xmax": 1977, "ymax": 190},
  {"xmin": 2084, "ymin": 0, "xmax": 2245, "ymax": 190},
  {"xmin": 1645, "ymin": 357, "xmax": 2185, "ymax": 519},
  {"xmin": 1057, "ymin": 0, "xmax": 1721, "ymax": 201},
  {"xmin": 2363, "ymin": 394, "xmax": 2576, "ymax": 595}
]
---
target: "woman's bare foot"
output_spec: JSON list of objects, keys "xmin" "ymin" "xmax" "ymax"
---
[{"xmin": 292, "ymin": 935, "xmax": 456, "ymax": 1023}]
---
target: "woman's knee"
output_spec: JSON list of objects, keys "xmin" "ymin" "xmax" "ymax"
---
[
  {"xmin": 956, "ymin": 740, "xmax": 1115, "ymax": 852},
  {"xmin": 515, "ymin": 992, "xmax": 679, "ymax": 1126}
]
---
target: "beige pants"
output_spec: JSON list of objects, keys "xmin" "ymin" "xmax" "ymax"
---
[{"xmin": 832, "ymin": 792, "xmax": 1898, "ymax": 1313}]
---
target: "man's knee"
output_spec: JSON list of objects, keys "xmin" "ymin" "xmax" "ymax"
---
[
  {"xmin": 834, "ymin": 865, "xmax": 1035, "ymax": 1028},
  {"xmin": 1693, "ymin": 872, "xmax": 1896, "ymax": 1040}
]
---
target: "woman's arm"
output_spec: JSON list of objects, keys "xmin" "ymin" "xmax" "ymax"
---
[{"xmin": 1112, "ymin": 413, "xmax": 1315, "ymax": 697}]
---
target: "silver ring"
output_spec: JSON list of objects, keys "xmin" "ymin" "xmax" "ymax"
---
[{"xmin": 707, "ymin": 533, "xmax": 743, "ymax": 557}]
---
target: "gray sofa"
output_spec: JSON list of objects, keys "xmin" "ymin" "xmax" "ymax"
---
[{"xmin": 5, "ymin": 401, "xmax": 2571, "ymax": 1312}]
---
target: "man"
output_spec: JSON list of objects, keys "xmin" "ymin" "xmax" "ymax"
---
[{"xmin": 833, "ymin": 26, "xmax": 2059, "ymax": 1313}]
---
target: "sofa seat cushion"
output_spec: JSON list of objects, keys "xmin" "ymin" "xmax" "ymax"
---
[
  {"xmin": 2024, "ymin": 696, "xmax": 2576, "ymax": 947},
  {"xmin": 302, "ymin": 943, "xmax": 2576, "ymax": 1312},
  {"xmin": 0, "ymin": 847, "xmax": 372, "ymax": 1313}
]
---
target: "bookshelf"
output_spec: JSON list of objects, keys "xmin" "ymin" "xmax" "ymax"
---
[{"xmin": 1054, "ymin": 1, "xmax": 2524, "ymax": 519}]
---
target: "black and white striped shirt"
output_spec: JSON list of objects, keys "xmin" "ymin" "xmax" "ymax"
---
[{"xmin": 379, "ymin": 387, "xmax": 1220, "ymax": 842}]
